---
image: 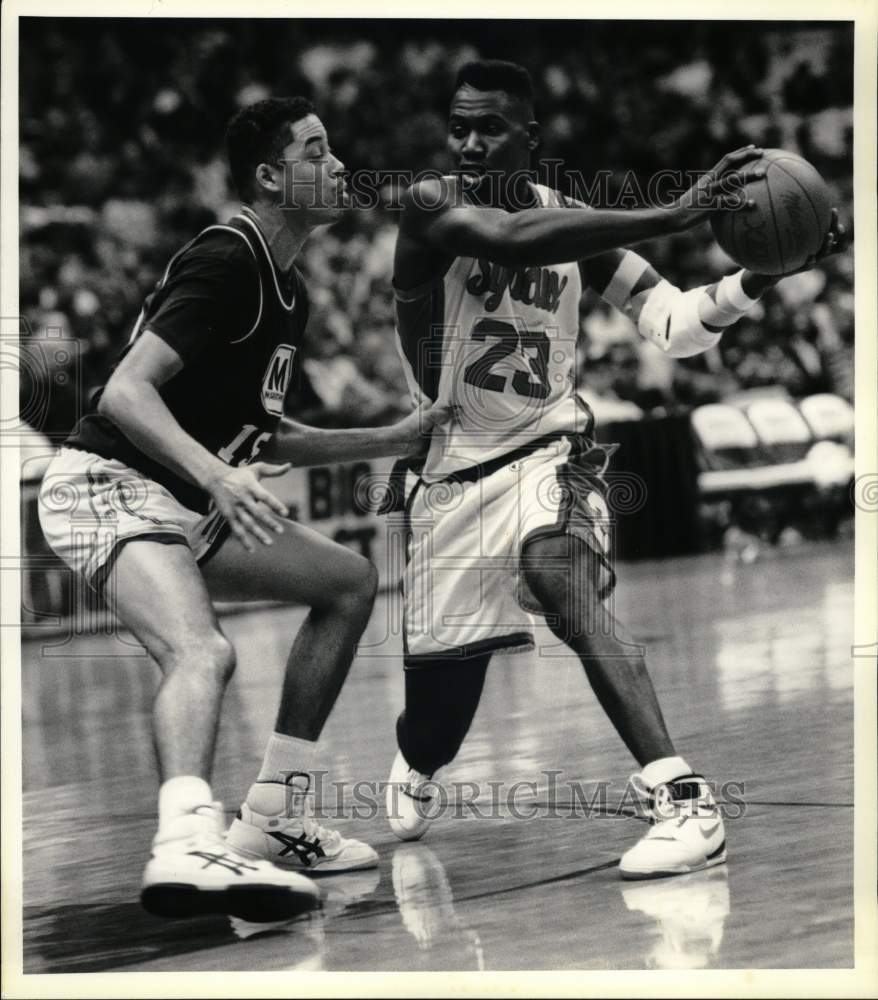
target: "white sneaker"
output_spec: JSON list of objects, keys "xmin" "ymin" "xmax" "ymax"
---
[
  {"xmin": 141, "ymin": 801, "xmax": 321, "ymax": 920},
  {"xmin": 225, "ymin": 773, "xmax": 378, "ymax": 874},
  {"xmin": 619, "ymin": 757, "xmax": 727, "ymax": 881},
  {"xmin": 385, "ymin": 750, "xmax": 440, "ymax": 842}
]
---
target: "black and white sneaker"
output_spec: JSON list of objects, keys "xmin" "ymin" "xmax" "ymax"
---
[
  {"xmin": 619, "ymin": 758, "xmax": 727, "ymax": 880},
  {"xmin": 141, "ymin": 801, "xmax": 321, "ymax": 920},
  {"xmin": 226, "ymin": 775, "xmax": 378, "ymax": 874}
]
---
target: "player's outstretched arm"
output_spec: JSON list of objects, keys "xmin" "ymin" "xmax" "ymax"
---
[
  {"xmin": 400, "ymin": 147, "xmax": 765, "ymax": 269},
  {"xmin": 264, "ymin": 399, "xmax": 452, "ymax": 468},
  {"xmin": 581, "ymin": 208, "xmax": 848, "ymax": 359}
]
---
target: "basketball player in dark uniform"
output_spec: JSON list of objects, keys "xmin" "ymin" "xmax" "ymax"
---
[
  {"xmin": 39, "ymin": 98, "xmax": 447, "ymax": 919},
  {"xmin": 383, "ymin": 61, "xmax": 846, "ymax": 879}
]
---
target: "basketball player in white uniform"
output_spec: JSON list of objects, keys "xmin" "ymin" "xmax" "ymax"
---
[{"xmin": 384, "ymin": 60, "xmax": 844, "ymax": 878}]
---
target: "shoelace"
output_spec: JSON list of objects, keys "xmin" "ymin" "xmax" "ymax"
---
[
  {"xmin": 293, "ymin": 794, "xmax": 344, "ymax": 849},
  {"xmin": 405, "ymin": 767, "xmax": 433, "ymax": 798},
  {"xmin": 301, "ymin": 813, "xmax": 343, "ymax": 848},
  {"xmin": 190, "ymin": 801, "xmax": 227, "ymax": 841},
  {"xmin": 190, "ymin": 803, "xmax": 275, "ymax": 865}
]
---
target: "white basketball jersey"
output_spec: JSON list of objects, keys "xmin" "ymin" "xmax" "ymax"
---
[{"xmin": 394, "ymin": 182, "xmax": 591, "ymax": 481}]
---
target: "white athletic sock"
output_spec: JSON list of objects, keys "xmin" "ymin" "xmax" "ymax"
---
[
  {"xmin": 157, "ymin": 775, "xmax": 213, "ymax": 832},
  {"xmin": 247, "ymin": 733, "xmax": 318, "ymax": 816},
  {"xmin": 639, "ymin": 756, "xmax": 692, "ymax": 789}
]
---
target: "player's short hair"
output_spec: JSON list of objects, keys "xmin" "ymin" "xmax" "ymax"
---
[
  {"xmin": 453, "ymin": 59, "xmax": 534, "ymax": 108},
  {"xmin": 225, "ymin": 96, "xmax": 315, "ymax": 201}
]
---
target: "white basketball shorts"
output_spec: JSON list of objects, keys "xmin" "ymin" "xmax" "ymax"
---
[
  {"xmin": 38, "ymin": 447, "xmax": 229, "ymax": 590},
  {"xmin": 402, "ymin": 435, "xmax": 616, "ymax": 663}
]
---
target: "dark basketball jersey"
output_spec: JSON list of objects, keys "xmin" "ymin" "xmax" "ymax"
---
[{"xmin": 66, "ymin": 212, "xmax": 309, "ymax": 513}]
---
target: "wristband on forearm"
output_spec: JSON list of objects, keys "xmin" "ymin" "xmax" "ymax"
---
[
  {"xmin": 601, "ymin": 253, "xmax": 762, "ymax": 358},
  {"xmin": 697, "ymin": 270, "xmax": 760, "ymax": 329}
]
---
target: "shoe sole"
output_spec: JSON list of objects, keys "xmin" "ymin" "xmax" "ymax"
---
[
  {"xmin": 618, "ymin": 843, "xmax": 727, "ymax": 882},
  {"xmin": 140, "ymin": 882, "xmax": 320, "ymax": 921}
]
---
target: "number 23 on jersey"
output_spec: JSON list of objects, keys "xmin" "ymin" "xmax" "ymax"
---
[{"xmin": 462, "ymin": 318, "xmax": 553, "ymax": 400}]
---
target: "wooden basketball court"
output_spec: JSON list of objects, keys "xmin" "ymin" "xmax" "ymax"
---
[{"xmin": 21, "ymin": 542, "xmax": 854, "ymax": 972}]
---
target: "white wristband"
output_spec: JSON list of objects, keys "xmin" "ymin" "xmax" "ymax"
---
[
  {"xmin": 602, "ymin": 251, "xmax": 650, "ymax": 310},
  {"xmin": 717, "ymin": 270, "xmax": 759, "ymax": 313}
]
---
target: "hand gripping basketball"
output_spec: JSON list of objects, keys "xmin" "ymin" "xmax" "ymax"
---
[
  {"xmin": 710, "ymin": 149, "xmax": 845, "ymax": 275},
  {"xmin": 672, "ymin": 145, "xmax": 767, "ymax": 230},
  {"xmin": 761, "ymin": 206, "xmax": 849, "ymax": 278}
]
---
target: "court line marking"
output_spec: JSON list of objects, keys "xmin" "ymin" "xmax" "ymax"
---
[
  {"xmin": 451, "ymin": 859, "xmax": 622, "ymax": 904},
  {"xmin": 520, "ymin": 799, "xmax": 854, "ymax": 809},
  {"xmin": 335, "ymin": 858, "xmax": 623, "ymax": 927},
  {"xmin": 728, "ymin": 799, "xmax": 853, "ymax": 808}
]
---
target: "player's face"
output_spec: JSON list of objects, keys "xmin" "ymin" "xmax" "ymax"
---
[
  {"xmin": 274, "ymin": 114, "xmax": 349, "ymax": 221},
  {"xmin": 448, "ymin": 86, "xmax": 532, "ymax": 192}
]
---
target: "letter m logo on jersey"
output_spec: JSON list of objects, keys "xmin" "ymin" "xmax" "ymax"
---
[{"xmin": 261, "ymin": 345, "xmax": 297, "ymax": 416}]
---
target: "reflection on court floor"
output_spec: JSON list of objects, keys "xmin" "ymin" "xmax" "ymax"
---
[{"xmin": 22, "ymin": 543, "xmax": 854, "ymax": 971}]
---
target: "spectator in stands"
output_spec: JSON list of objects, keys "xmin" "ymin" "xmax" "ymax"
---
[
  {"xmin": 19, "ymin": 20, "xmax": 854, "ymax": 437},
  {"xmin": 577, "ymin": 347, "xmax": 645, "ymax": 425}
]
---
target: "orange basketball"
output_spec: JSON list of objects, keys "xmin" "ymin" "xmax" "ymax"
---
[{"xmin": 710, "ymin": 149, "xmax": 832, "ymax": 276}]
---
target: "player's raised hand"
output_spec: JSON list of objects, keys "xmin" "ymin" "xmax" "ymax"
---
[
  {"xmin": 205, "ymin": 462, "xmax": 291, "ymax": 552},
  {"xmin": 392, "ymin": 399, "xmax": 455, "ymax": 458},
  {"xmin": 672, "ymin": 145, "xmax": 766, "ymax": 230}
]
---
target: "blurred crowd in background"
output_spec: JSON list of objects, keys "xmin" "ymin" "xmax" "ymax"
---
[{"xmin": 19, "ymin": 19, "xmax": 854, "ymax": 437}]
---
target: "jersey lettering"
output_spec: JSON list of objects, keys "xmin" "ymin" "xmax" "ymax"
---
[
  {"xmin": 261, "ymin": 345, "xmax": 297, "ymax": 416},
  {"xmin": 465, "ymin": 259, "xmax": 569, "ymax": 313},
  {"xmin": 394, "ymin": 183, "xmax": 588, "ymax": 480},
  {"xmin": 462, "ymin": 319, "xmax": 551, "ymax": 399},
  {"xmin": 217, "ymin": 423, "xmax": 272, "ymax": 465}
]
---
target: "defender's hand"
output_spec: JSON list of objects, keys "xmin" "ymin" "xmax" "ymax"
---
[
  {"xmin": 671, "ymin": 145, "xmax": 766, "ymax": 231},
  {"xmin": 391, "ymin": 400, "xmax": 454, "ymax": 458},
  {"xmin": 205, "ymin": 462, "xmax": 291, "ymax": 552}
]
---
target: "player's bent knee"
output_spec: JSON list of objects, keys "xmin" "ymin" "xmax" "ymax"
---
[
  {"xmin": 332, "ymin": 556, "xmax": 379, "ymax": 608},
  {"xmin": 521, "ymin": 560, "xmax": 566, "ymax": 610},
  {"xmin": 205, "ymin": 633, "xmax": 237, "ymax": 682},
  {"xmin": 522, "ymin": 558, "xmax": 605, "ymax": 641},
  {"xmin": 158, "ymin": 631, "xmax": 236, "ymax": 683},
  {"xmin": 522, "ymin": 535, "xmax": 603, "ymax": 611}
]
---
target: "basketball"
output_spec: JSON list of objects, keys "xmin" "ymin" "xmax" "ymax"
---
[{"xmin": 710, "ymin": 148, "xmax": 832, "ymax": 275}]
